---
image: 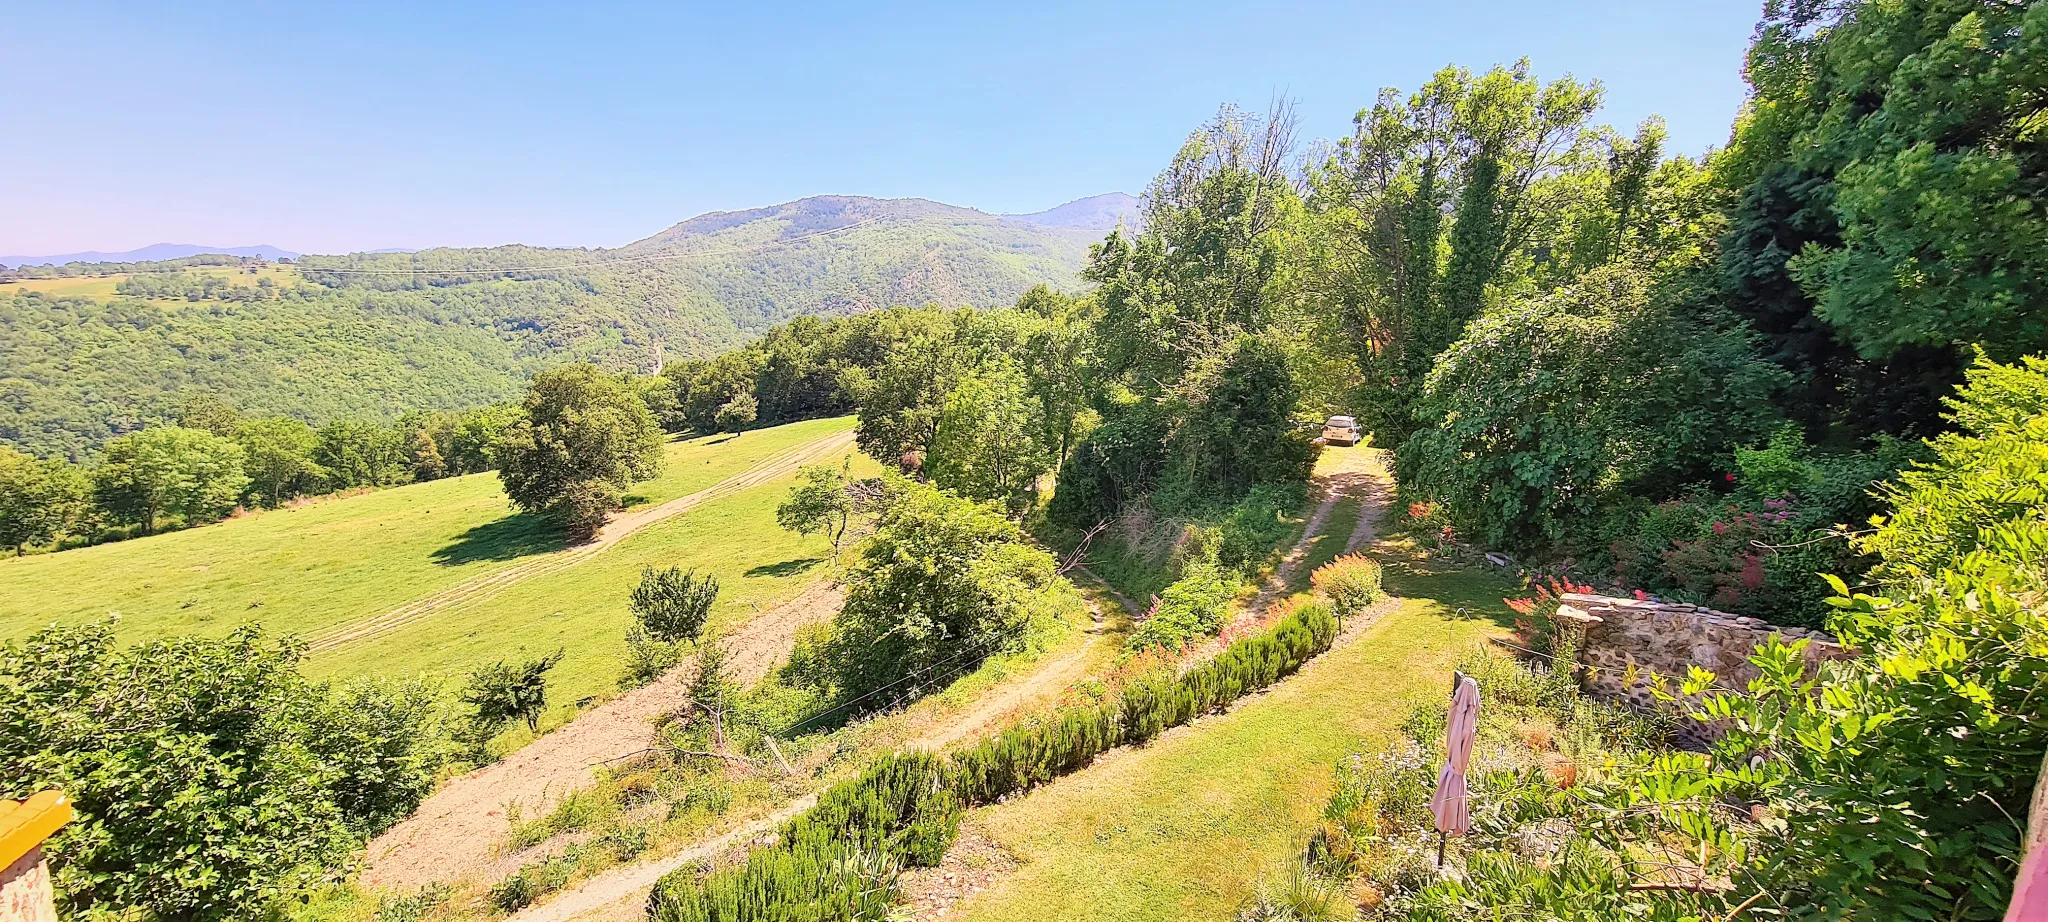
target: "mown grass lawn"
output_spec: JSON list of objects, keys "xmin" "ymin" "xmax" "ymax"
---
[
  {"xmin": 0, "ymin": 417, "xmax": 861, "ymax": 704},
  {"xmin": 308, "ymin": 479, "xmax": 844, "ymax": 708},
  {"xmin": 951, "ymin": 553, "xmax": 1516, "ymax": 922}
]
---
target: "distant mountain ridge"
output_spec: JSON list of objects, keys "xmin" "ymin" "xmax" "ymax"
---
[
  {"xmin": 0, "ymin": 192, "xmax": 1134, "ymax": 456},
  {"xmin": 626, "ymin": 192, "xmax": 1139, "ymax": 249},
  {"xmin": 1001, "ymin": 192, "xmax": 1143, "ymax": 231},
  {"xmin": 0, "ymin": 243, "xmax": 299, "ymax": 268},
  {"xmin": 3, "ymin": 193, "xmax": 1134, "ymax": 269}
]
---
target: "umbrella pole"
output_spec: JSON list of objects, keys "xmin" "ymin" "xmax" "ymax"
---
[{"xmin": 1436, "ymin": 669, "xmax": 1465, "ymax": 870}]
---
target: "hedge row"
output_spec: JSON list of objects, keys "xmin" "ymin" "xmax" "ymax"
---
[
  {"xmin": 954, "ymin": 600, "xmax": 1338, "ymax": 803},
  {"xmin": 647, "ymin": 601, "xmax": 1342, "ymax": 921}
]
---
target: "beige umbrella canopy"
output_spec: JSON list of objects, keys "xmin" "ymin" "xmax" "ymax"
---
[{"xmin": 1430, "ymin": 672, "xmax": 1481, "ymax": 864}]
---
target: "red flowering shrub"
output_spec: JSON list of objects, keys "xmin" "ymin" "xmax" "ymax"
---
[
  {"xmin": 1608, "ymin": 493, "xmax": 1854, "ymax": 628},
  {"xmin": 1402, "ymin": 500, "xmax": 1454, "ymax": 548},
  {"xmin": 1503, "ymin": 576, "xmax": 1594, "ymax": 656}
]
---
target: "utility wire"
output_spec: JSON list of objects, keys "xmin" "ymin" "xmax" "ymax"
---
[{"xmin": 778, "ymin": 623, "xmax": 1032, "ymax": 738}]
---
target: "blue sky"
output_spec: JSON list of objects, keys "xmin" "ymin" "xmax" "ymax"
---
[{"xmin": 2, "ymin": 1, "xmax": 1762, "ymax": 256}]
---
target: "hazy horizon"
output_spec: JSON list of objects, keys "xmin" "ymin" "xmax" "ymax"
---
[{"xmin": 3, "ymin": 1, "xmax": 1758, "ymax": 255}]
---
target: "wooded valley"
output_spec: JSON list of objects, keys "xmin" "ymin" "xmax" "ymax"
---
[{"xmin": 1, "ymin": 1, "xmax": 2044, "ymax": 920}]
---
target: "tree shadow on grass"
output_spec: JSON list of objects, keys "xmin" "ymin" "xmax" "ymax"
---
[
  {"xmin": 431, "ymin": 513, "xmax": 568, "ymax": 566},
  {"xmin": 744, "ymin": 557, "xmax": 825, "ymax": 579},
  {"xmin": 1377, "ymin": 541, "xmax": 1521, "ymax": 629}
]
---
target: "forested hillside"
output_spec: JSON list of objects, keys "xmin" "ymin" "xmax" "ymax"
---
[
  {"xmin": 0, "ymin": 195, "xmax": 1109, "ymax": 459},
  {"xmin": 1, "ymin": 1, "xmax": 2044, "ymax": 918}
]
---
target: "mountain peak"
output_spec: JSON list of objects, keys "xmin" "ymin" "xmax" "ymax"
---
[
  {"xmin": 627, "ymin": 195, "xmax": 994, "ymax": 251},
  {"xmin": 1001, "ymin": 193, "xmax": 1143, "ymax": 231}
]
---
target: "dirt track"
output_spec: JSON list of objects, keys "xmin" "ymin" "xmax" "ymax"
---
[
  {"xmin": 503, "ymin": 451, "xmax": 1394, "ymax": 922},
  {"xmin": 1245, "ymin": 447, "xmax": 1384, "ymax": 616},
  {"xmin": 361, "ymin": 580, "xmax": 843, "ymax": 892},
  {"xmin": 306, "ymin": 430, "xmax": 855, "ymax": 654}
]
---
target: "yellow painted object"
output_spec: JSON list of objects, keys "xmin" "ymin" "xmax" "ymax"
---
[
  {"xmin": 0, "ymin": 791, "xmax": 68, "ymax": 922},
  {"xmin": 0, "ymin": 793, "xmax": 67, "ymax": 872}
]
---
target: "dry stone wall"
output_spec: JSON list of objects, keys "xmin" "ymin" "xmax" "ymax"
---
[{"xmin": 1552, "ymin": 592, "xmax": 1852, "ymax": 745}]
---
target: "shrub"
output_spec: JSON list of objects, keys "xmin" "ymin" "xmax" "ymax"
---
[
  {"xmin": 373, "ymin": 885, "xmax": 448, "ymax": 922},
  {"xmin": 1697, "ymin": 353, "xmax": 2048, "ymax": 918},
  {"xmin": 1310, "ymin": 555, "xmax": 1383, "ymax": 617},
  {"xmin": 1398, "ymin": 264, "xmax": 1784, "ymax": 555},
  {"xmin": 1044, "ymin": 402, "xmax": 1171, "ymax": 531},
  {"xmin": 786, "ymin": 752, "xmax": 961, "ymax": 868},
  {"xmin": 462, "ymin": 649, "xmax": 563, "ymax": 734},
  {"xmin": 1215, "ymin": 483, "xmax": 1307, "ymax": 572},
  {"xmin": 827, "ymin": 476, "xmax": 1074, "ymax": 706},
  {"xmin": 631, "ymin": 566, "xmax": 718, "ymax": 644},
  {"xmin": 0, "ymin": 623, "xmax": 444, "ymax": 921},
  {"xmin": 1236, "ymin": 859, "xmax": 1347, "ymax": 922},
  {"xmin": 647, "ymin": 840, "xmax": 897, "ymax": 922},
  {"xmin": 1605, "ymin": 492, "xmax": 1860, "ymax": 628},
  {"xmin": 620, "ymin": 626, "xmax": 685, "ymax": 689},
  {"xmin": 1125, "ymin": 545, "xmax": 1238, "ymax": 653},
  {"xmin": 646, "ymin": 754, "xmax": 951, "ymax": 921}
]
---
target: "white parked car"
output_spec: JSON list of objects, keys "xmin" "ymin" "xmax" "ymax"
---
[{"xmin": 1321, "ymin": 415, "xmax": 1362, "ymax": 447}]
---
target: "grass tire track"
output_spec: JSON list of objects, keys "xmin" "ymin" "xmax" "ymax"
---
[{"xmin": 305, "ymin": 431, "xmax": 855, "ymax": 654}]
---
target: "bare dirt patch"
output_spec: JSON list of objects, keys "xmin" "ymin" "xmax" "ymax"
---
[
  {"xmin": 360, "ymin": 580, "xmax": 842, "ymax": 892},
  {"xmin": 898, "ymin": 823, "xmax": 1023, "ymax": 918}
]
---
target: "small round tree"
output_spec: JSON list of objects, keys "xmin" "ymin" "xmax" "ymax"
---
[
  {"xmin": 715, "ymin": 391, "xmax": 758, "ymax": 434},
  {"xmin": 497, "ymin": 364, "xmax": 665, "ymax": 537},
  {"xmin": 776, "ymin": 464, "xmax": 854, "ymax": 553}
]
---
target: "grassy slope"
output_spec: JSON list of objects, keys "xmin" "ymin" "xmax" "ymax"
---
[
  {"xmin": 951, "ymin": 553, "xmax": 1516, "ymax": 922},
  {"xmin": 0, "ymin": 266, "xmax": 301, "ymax": 302},
  {"xmin": 0, "ymin": 417, "xmax": 861, "ymax": 702}
]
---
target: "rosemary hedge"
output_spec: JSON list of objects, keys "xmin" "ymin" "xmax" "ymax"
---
[{"xmin": 648, "ymin": 600, "xmax": 1343, "ymax": 920}]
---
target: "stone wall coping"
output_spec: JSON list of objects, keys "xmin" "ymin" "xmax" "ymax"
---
[{"xmin": 1556, "ymin": 592, "xmax": 1842, "ymax": 646}]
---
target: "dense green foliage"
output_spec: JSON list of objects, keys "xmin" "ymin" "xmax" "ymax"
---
[
  {"xmin": 1695, "ymin": 354, "xmax": 2048, "ymax": 917},
  {"xmin": 0, "ymin": 287, "xmax": 541, "ymax": 461},
  {"xmin": 91, "ymin": 425, "xmax": 249, "ymax": 534},
  {"xmin": 0, "ymin": 445, "xmax": 87, "ymax": 552},
  {"xmin": 630, "ymin": 566, "xmax": 719, "ymax": 644},
  {"xmin": 808, "ymin": 476, "xmax": 1075, "ymax": 706},
  {"xmin": 649, "ymin": 599, "xmax": 1341, "ymax": 922},
  {"xmin": 1297, "ymin": 355, "xmax": 2047, "ymax": 920},
  {"xmin": 497, "ymin": 364, "xmax": 665, "ymax": 536},
  {"xmin": 1397, "ymin": 264, "xmax": 1785, "ymax": 553},
  {"xmin": 0, "ymin": 623, "xmax": 443, "ymax": 920},
  {"xmin": 1, "ymin": 197, "xmax": 1096, "ymax": 460},
  {"xmin": 1052, "ymin": 107, "xmax": 1323, "ymax": 527},
  {"xmin": 1124, "ymin": 542, "xmax": 1238, "ymax": 653},
  {"xmin": 462, "ymin": 649, "xmax": 565, "ymax": 735}
]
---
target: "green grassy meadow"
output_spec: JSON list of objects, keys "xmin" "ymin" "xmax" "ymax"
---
[
  {"xmin": 950, "ymin": 553, "xmax": 1516, "ymax": 922},
  {"xmin": 0, "ymin": 416, "xmax": 864, "ymax": 703},
  {"xmin": 0, "ymin": 265, "xmax": 301, "ymax": 301}
]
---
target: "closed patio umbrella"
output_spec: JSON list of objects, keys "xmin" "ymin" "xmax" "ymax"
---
[{"xmin": 1430, "ymin": 671, "xmax": 1480, "ymax": 865}]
